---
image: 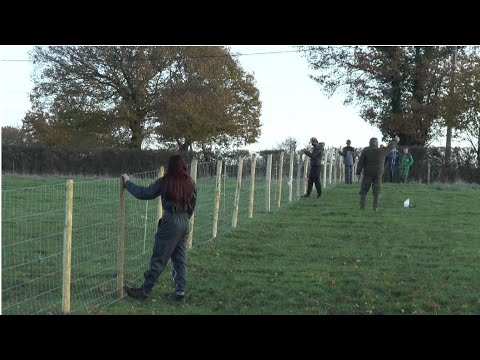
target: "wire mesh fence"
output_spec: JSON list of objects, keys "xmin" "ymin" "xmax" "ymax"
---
[{"xmin": 3, "ymin": 149, "xmax": 473, "ymax": 314}]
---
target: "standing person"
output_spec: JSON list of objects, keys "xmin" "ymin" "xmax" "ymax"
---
[
  {"xmin": 399, "ymin": 147, "xmax": 414, "ymax": 183},
  {"xmin": 356, "ymin": 135, "xmax": 400, "ymax": 211},
  {"xmin": 384, "ymin": 146, "xmax": 400, "ymax": 183},
  {"xmin": 122, "ymin": 154, "xmax": 197, "ymax": 302},
  {"xmin": 339, "ymin": 140, "xmax": 356, "ymax": 184},
  {"xmin": 302, "ymin": 137, "xmax": 324, "ymax": 199}
]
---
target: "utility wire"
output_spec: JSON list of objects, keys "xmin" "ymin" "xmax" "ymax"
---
[{"xmin": 0, "ymin": 47, "xmax": 311, "ymax": 62}]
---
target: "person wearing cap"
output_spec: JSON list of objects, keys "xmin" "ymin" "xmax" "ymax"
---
[
  {"xmin": 339, "ymin": 139, "xmax": 356, "ymax": 184},
  {"xmin": 302, "ymin": 137, "xmax": 324, "ymax": 199},
  {"xmin": 356, "ymin": 135, "xmax": 400, "ymax": 211},
  {"xmin": 399, "ymin": 147, "xmax": 414, "ymax": 183}
]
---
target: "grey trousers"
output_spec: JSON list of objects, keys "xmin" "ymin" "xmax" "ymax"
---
[
  {"xmin": 143, "ymin": 211, "xmax": 190, "ymax": 293},
  {"xmin": 344, "ymin": 165, "xmax": 353, "ymax": 184}
]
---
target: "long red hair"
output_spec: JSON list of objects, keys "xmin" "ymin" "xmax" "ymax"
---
[{"xmin": 162, "ymin": 154, "xmax": 194, "ymax": 205}]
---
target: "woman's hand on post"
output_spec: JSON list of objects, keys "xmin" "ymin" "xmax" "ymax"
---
[{"xmin": 121, "ymin": 174, "xmax": 130, "ymax": 183}]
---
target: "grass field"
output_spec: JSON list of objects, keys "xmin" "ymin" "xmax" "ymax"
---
[
  {"xmin": 2, "ymin": 175, "xmax": 480, "ymax": 314},
  {"xmin": 1, "ymin": 173, "xmax": 290, "ymax": 314}
]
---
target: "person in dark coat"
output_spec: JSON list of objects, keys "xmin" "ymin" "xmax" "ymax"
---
[
  {"xmin": 122, "ymin": 154, "xmax": 197, "ymax": 302},
  {"xmin": 339, "ymin": 139, "xmax": 356, "ymax": 184},
  {"xmin": 384, "ymin": 146, "xmax": 400, "ymax": 183},
  {"xmin": 356, "ymin": 135, "xmax": 400, "ymax": 211},
  {"xmin": 302, "ymin": 137, "xmax": 324, "ymax": 199}
]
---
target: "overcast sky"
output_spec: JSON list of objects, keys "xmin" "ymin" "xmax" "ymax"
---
[{"xmin": 0, "ymin": 45, "xmax": 465, "ymax": 150}]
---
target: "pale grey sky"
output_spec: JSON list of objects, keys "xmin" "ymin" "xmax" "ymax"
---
[{"xmin": 0, "ymin": 45, "xmax": 463, "ymax": 150}]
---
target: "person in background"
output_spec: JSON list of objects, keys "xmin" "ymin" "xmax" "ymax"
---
[
  {"xmin": 384, "ymin": 146, "xmax": 400, "ymax": 183},
  {"xmin": 302, "ymin": 137, "xmax": 324, "ymax": 199},
  {"xmin": 356, "ymin": 135, "xmax": 400, "ymax": 211},
  {"xmin": 122, "ymin": 154, "xmax": 197, "ymax": 302},
  {"xmin": 339, "ymin": 139, "xmax": 355, "ymax": 184},
  {"xmin": 399, "ymin": 147, "xmax": 414, "ymax": 183}
]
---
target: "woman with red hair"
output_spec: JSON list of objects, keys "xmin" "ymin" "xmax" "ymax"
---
[{"xmin": 121, "ymin": 154, "xmax": 197, "ymax": 302}]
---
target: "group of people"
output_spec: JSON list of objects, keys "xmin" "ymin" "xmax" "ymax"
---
[
  {"xmin": 121, "ymin": 136, "xmax": 414, "ymax": 304},
  {"xmin": 301, "ymin": 138, "xmax": 357, "ymax": 199},
  {"xmin": 302, "ymin": 135, "xmax": 414, "ymax": 212},
  {"xmin": 385, "ymin": 146, "xmax": 414, "ymax": 183}
]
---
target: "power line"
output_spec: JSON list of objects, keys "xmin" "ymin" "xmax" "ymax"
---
[{"xmin": 0, "ymin": 47, "xmax": 310, "ymax": 62}]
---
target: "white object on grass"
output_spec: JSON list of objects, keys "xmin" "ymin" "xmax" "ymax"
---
[{"xmin": 403, "ymin": 198, "xmax": 410, "ymax": 208}]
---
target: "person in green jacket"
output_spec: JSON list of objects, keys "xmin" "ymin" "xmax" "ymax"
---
[{"xmin": 399, "ymin": 147, "xmax": 414, "ymax": 183}]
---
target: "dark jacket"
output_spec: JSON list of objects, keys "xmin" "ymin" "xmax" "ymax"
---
[
  {"xmin": 339, "ymin": 145, "xmax": 355, "ymax": 165},
  {"xmin": 125, "ymin": 177, "xmax": 197, "ymax": 217},
  {"xmin": 304, "ymin": 143, "xmax": 323, "ymax": 167},
  {"xmin": 356, "ymin": 140, "xmax": 398, "ymax": 178}
]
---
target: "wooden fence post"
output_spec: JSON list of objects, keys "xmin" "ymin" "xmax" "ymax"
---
[
  {"xmin": 118, "ymin": 177, "xmax": 126, "ymax": 298},
  {"xmin": 427, "ymin": 162, "xmax": 431, "ymax": 185},
  {"xmin": 187, "ymin": 159, "xmax": 198, "ymax": 248},
  {"xmin": 296, "ymin": 153, "xmax": 302, "ymax": 199},
  {"xmin": 232, "ymin": 156, "xmax": 244, "ymax": 228},
  {"xmin": 322, "ymin": 150, "xmax": 328, "ymax": 189},
  {"xmin": 328, "ymin": 148, "xmax": 333, "ymax": 185},
  {"xmin": 265, "ymin": 154, "xmax": 272, "ymax": 212},
  {"xmin": 212, "ymin": 160, "xmax": 223, "ymax": 238},
  {"xmin": 248, "ymin": 154, "xmax": 257, "ymax": 218},
  {"xmin": 156, "ymin": 166, "xmax": 164, "ymax": 223},
  {"xmin": 288, "ymin": 150, "xmax": 294, "ymax": 202},
  {"xmin": 303, "ymin": 157, "xmax": 309, "ymax": 194},
  {"xmin": 276, "ymin": 151, "xmax": 284, "ymax": 208},
  {"xmin": 62, "ymin": 179, "xmax": 74, "ymax": 314}
]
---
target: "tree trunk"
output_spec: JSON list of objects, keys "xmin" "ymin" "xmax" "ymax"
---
[
  {"xmin": 477, "ymin": 126, "xmax": 480, "ymax": 166},
  {"xmin": 444, "ymin": 47, "xmax": 457, "ymax": 182},
  {"xmin": 128, "ymin": 117, "xmax": 144, "ymax": 150}
]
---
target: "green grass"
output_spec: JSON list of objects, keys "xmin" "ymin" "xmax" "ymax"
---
[
  {"xmin": 3, "ymin": 175, "xmax": 480, "ymax": 314},
  {"xmin": 1, "ymin": 173, "xmax": 289, "ymax": 314}
]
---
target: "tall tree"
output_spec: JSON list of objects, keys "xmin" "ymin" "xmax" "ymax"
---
[
  {"xmin": 1, "ymin": 126, "xmax": 29, "ymax": 146},
  {"xmin": 455, "ymin": 52, "xmax": 480, "ymax": 165},
  {"xmin": 302, "ymin": 46, "xmax": 453, "ymax": 146},
  {"xmin": 21, "ymin": 111, "xmax": 53, "ymax": 146},
  {"xmin": 30, "ymin": 46, "xmax": 179, "ymax": 149},
  {"xmin": 275, "ymin": 136, "xmax": 298, "ymax": 153},
  {"xmin": 29, "ymin": 46, "xmax": 261, "ymax": 151},
  {"xmin": 156, "ymin": 46, "xmax": 261, "ymax": 152}
]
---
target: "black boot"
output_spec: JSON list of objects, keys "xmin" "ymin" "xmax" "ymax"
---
[
  {"xmin": 373, "ymin": 194, "xmax": 380, "ymax": 212},
  {"xmin": 359, "ymin": 194, "xmax": 366, "ymax": 209},
  {"xmin": 124, "ymin": 285, "xmax": 150, "ymax": 300},
  {"xmin": 167, "ymin": 291, "xmax": 185, "ymax": 302}
]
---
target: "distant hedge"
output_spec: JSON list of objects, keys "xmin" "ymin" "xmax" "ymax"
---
[{"xmin": 2, "ymin": 145, "xmax": 176, "ymax": 176}]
